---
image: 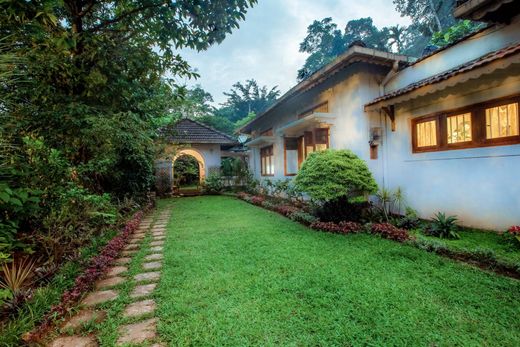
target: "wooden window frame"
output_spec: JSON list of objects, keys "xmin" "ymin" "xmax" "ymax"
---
[
  {"xmin": 412, "ymin": 94, "xmax": 520, "ymax": 153},
  {"xmin": 260, "ymin": 145, "xmax": 274, "ymax": 177},
  {"xmin": 284, "ymin": 137, "xmax": 298, "ymax": 176}
]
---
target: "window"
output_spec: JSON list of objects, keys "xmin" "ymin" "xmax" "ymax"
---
[
  {"xmin": 486, "ymin": 102, "xmax": 518, "ymax": 139},
  {"xmin": 284, "ymin": 138, "xmax": 298, "ymax": 176},
  {"xmin": 415, "ymin": 119, "xmax": 438, "ymax": 148},
  {"xmin": 447, "ymin": 113, "xmax": 472, "ymax": 144},
  {"xmin": 412, "ymin": 95, "xmax": 520, "ymax": 153},
  {"xmin": 260, "ymin": 145, "xmax": 274, "ymax": 176},
  {"xmin": 304, "ymin": 131, "xmax": 314, "ymax": 158},
  {"xmin": 314, "ymin": 128, "xmax": 329, "ymax": 151}
]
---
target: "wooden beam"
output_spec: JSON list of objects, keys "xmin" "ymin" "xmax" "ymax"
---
[{"xmin": 382, "ymin": 105, "xmax": 396, "ymax": 131}]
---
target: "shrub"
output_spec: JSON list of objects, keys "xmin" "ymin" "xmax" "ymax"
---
[
  {"xmin": 274, "ymin": 204, "xmax": 299, "ymax": 216},
  {"xmin": 203, "ymin": 172, "xmax": 223, "ymax": 194},
  {"xmin": 310, "ymin": 221, "xmax": 362, "ymax": 234},
  {"xmin": 315, "ymin": 196, "xmax": 371, "ymax": 223},
  {"xmin": 294, "ymin": 149, "xmax": 378, "ymax": 202},
  {"xmin": 288, "ymin": 211, "xmax": 318, "ymax": 225},
  {"xmin": 261, "ymin": 200, "xmax": 276, "ymax": 210},
  {"xmin": 395, "ymin": 207, "xmax": 421, "ymax": 230},
  {"xmin": 370, "ymin": 223, "xmax": 412, "ymax": 242},
  {"xmin": 237, "ymin": 192, "xmax": 250, "ymax": 200},
  {"xmin": 425, "ymin": 212, "xmax": 459, "ymax": 239},
  {"xmin": 251, "ymin": 196, "xmax": 265, "ymax": 206},
  {"xmin": 502, "ymin": 226, "xmax": 520, "ymax": 248}
]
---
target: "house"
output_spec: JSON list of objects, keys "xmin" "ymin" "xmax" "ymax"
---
[
  {"xmin": 156, "ymin": 118, "xmax": 239, "ymax": 191},
  {"xmin": 239, "ymin": 0, "xmax": 520, "ymax": 230}
]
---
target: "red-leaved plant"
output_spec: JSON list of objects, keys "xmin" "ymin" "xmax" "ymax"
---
[
  {"xmin": 237, "ymin": 192, "xmax": 250, "ymax": 200},
  {"xmin": 370, "ymin": 223, "xmax": 412, "ymax": 242},
  {"xmin": 23, "ymin": 210, "xmax": 144, "ymax": 343},
  {"xmin": 251, "ymin": 196, "xmax": 265, "ymax": 206},
  {"xmin": 504, "ymin": 226, "xmax": 520, "ymax": 247},
  {"xmin": 274, "ymin": 205, "xmax": 299, "ymax": 216},
  {"xmin": 311, "ymin": 221, "xmax": 362, "ymax": 234}
]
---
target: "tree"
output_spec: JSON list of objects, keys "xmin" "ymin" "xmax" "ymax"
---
[
  {"xmin": 297, "ymin": 17, "xmax": 392, "ymax": 81},
  {"xmin": 294, "ymin": 149, "xmax": 378, "ymax": 202},
  {"xmin": 393, "ymin": 0, "xmax": 456, "ymax": 35},
  {"xmin": 219, "ymin": 79, "xmax": 280, "ymax": 122},
  {"xmin": 430, "ymin": 20, "xmax": 484, "ymax": 47}
]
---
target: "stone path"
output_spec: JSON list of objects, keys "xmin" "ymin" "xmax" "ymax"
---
[{"xmin": 49, "ymin": 208, "xmax": 171, "ymax": 346}]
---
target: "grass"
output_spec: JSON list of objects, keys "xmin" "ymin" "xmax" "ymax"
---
[
  {"xmin": 156, "ymin": 196, "xmax": 520, "ymax": 346},
  {"xmin": 0, "ymin": 228, "xmax": 118, "ymax": 347},
  {"xmin": 413, "ymin": 227, "xmax": 520, "ymax": 265}
]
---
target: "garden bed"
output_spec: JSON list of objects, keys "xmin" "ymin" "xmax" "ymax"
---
[{"xmin": 236, "ymin": 192, "xmax": 520, "ymax": 279}]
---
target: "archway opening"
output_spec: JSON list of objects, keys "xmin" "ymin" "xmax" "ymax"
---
[{"xmin": 173, "ymin": 154, "xmax": 202, "ymax": 193}]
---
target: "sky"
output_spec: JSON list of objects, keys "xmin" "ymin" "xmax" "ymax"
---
[{"xmin": 176, "ymin": 0, "xmax": 411, "ymax": 105}]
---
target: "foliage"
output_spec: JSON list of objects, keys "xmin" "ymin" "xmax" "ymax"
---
[
  {"xmin": 315, "ymin": 196, "xmax": 371, "ymax": 223},
  {"xmin": 502, "ymin": 226, "xmax": 520, "ymax": 248},
  {"xmin": 174, "ymin": 155, "xmax": 200, "ymax": 187},
  {"xmin": 431, "ymin": 20, "xmax": 484, "ymax": 47},
  {"xmin": 219, "ymin": 79, "xmax": 280, "ymax": 122},
  {"xmin": 23, "ymin": 210, "xmax": 143, "ymax": 343},
  {"xmin": 426, "ymin": 212, "xmax": 460, "ymax": 239},
  {"xmin": 310, "ymin": 221, "xmax": 362, "ymax": 234},
  {"xmin": 295, "ymin": 149, "xmax": 378, "ymax": 202},
  {"xmin": 0, "ymin": 258, "xmax": 36, "ymax": 295},
  {"xmin": 203, "ymin": 173, "xmax": 224, "ymax": 195},
  {"xmin": 251, "ymin": 196, "xmax": 265, "ymax": 206},
  {"xmin": 288, "ymin": 211, "xmax": 317, "ymax": 225},
  {"xmin": 0, "ymin": 0, "xmax": 255, "ymax": 269},
  {"xmin": 274, "ymin": 205, "xmax": 299, "ymax": 217},
  {"xmin": 375, "ymin": 187, "xmax": 405, "ymax": 221},
  {"xmin": 370, "ymin": 223, "xmax": 413, "ymax": 242},
  {"xmin": 393, "ymin": 0, "xmax": 456, "ymax": 35},
  {"xmin": 395, "ymin": 207, "xmax": 421, "ymax": 230}
]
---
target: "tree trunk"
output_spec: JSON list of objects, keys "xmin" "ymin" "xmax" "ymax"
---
[{"xmin": 427, "ymin": 0, "xmax": 443, "ymax": 31}]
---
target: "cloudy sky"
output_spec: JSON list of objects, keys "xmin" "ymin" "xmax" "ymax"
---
[{"xmin": 177, "ymin": 0, "xmax": 411, "ymax": 105}]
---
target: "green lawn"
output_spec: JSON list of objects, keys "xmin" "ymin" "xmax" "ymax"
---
[{"xmin": 156, "ymin": 196, "xmax": 520, "ymax": 346}]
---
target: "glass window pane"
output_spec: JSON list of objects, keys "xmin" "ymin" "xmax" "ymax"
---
[
  {"xmin": 447, "ymin": 112, "xmax": 472, "ymax": 144},
  {"xmin": 486, "ymin": 103, "xmax": 519, "ymax": 139},
  {"xmin": 416, "ymin": 120, "xmax": 437, "ymax": 147}
]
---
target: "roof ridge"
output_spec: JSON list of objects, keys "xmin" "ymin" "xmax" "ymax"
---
[{"xmin": 179, "ymin": 118, "xmax": 236, "ymax": 141}]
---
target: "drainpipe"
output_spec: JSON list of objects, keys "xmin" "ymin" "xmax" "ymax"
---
[{"xmin": 380, "ymin": 60, "xmax": 400, "ymax": 95}]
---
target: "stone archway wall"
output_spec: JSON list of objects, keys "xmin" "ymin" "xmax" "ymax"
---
[{"xmin": 172, "ymin": 148, "xmax": 206, "ymax": 184}]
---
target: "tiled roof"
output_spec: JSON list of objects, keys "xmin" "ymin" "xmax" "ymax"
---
[
  {"xmin": 366, "ymin": 41, "xmax": 520, "ymax": 107},
  {"xmin": 161, "ymin": 118, "xmax": 237, "ymax": 145}
]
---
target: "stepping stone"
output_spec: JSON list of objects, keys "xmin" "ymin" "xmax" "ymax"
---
[
  {"xmin": 150, "ymin": 240, "xmax": 164, "ymax": 247},
  {"xmin": 153, "ymin": 224, "xmax": 167, "ymax": 228},
  {"xmin": 152, "ymin": 232, "xmax": 165, "ymax": 237},
  {"xmin": 143, "ymin": 262, "xmax": 162, "ymax": 271},
  {"xmin": 121, "ymin": 250, "xmax": 136, "ymax": 257},
  {"xmin": 133, "ymin": 232, "xmax": 146, "ymax": 238},
  {"xmin": 114, "ymin": 257, "xmax": 131, "ymax": 265},
  {"xmin": 117, "ymin": 318, "xmax": 157, "ymax": 345},
  {"xmin": 49, "ymin": 335, "xmax": 98, "ymax": 347},
  {"xmin": 106, "ymin": 266, "xmax": 127, "ymax": 277},
  {"xmin": 150, "ymin": 246, "xmax": 163, "ymax": 252},
  {"xmin": 124, "ymin": 243, "xmax": 139, "ymax": 251},
  {"xmin": 62, "ymin": 310, "xmax": 106, "ymax": 332},
  {"xmin": 95, "ymin": 276, "xmax": 125, "ymax": 289},
  {"xmin": 82, "ymin": 290, "xmax": 118, "ymax": 307},
  {"xmin": 130, "ymin": 283, "xmax": 157, "ymax": 298},
  {"xmin": 123, "ymin": 299, "xmax": 156, "ymax": 318},
  {"xmin": 153, "ymin": 236, "xmax": 165, "ymax": 241},
  {"xmin": 145, "ymin": 254, "xmax": 163, "ymax": 261},
  {"xmin": 134, "ymin": 271, "xmax": 161, "ymax": 282},
  {"xmin": 151, "ymin": 228, "xmax": 165, "ymax": 233}
]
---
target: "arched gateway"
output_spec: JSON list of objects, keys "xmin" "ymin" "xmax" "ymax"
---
[{"xmin": 155, "ymin": 118, "xmax": 244, "ymax": 195}]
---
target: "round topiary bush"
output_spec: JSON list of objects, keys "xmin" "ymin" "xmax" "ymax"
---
[{"xmin": 294, "ymin": 149, "xmax": 378, "ymax": 202}]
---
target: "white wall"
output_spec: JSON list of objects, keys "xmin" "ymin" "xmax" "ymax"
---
[
  {"xmin": 377, "ymin": 68, "xmax": 520, "ymax": 230},
  {"xmin": 190, "ymin": 144, "xmax": 222, "ymax": 177}
]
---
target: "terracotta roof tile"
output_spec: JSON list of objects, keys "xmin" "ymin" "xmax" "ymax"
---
[
  {"xmin": 160, "ymin": 118, "xmax": 236, "ymax": 145},
  {"xmin": 366, "ymin": 41, "xmax": 520, "ymax": 107}
]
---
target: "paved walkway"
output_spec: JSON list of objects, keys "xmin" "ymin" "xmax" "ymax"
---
[{"xmin": 49, "ymin": 208, "xmax": 171, "ymax": 347}]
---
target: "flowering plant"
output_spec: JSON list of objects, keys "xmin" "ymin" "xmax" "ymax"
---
[
  {"xmin": 503, "ymin": 226, "xmax": 520, "ymax": 247},
  {"xmin": 23, "ymin": 210, "xmax": 144, "ymax": 343}
]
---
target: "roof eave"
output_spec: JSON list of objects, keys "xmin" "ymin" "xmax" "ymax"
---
[{"xmin": 238, "ymin": 46, "xmax": 413, "ymax": 134}]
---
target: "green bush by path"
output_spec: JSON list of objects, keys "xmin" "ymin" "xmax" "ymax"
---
[{"xmin": 156, "ymin": 196, "xmax": 520, "ymax": 346}]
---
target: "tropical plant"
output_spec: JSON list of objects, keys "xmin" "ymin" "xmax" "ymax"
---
[
  {"xmin": 426, "ymin": 212, "xmax": 460, "ymax": 239},
  {"xmin": 0, "ymin": 257, "xmax": 36, "ymax": 294},
  {"xmin": 395, "ymin": 207, "xmax": 421, "ymax": 230},
  {"xmin": 203, "ymin": 173, "xmax": 224, "ymax": 195},
  {"xmin": 295, "ymin": 149, "xmax": 378, "ymax": 202},
  {"xmin": 431, "ymin": 20, "xmax": 484, "ymax": 47},
  {"xmin": 502, "ymin": 226, "xmax": 520, "ymax": 248},
  {"xmin": 288, "ymin": 211, "xmax": 318, "ymax": 225}
]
